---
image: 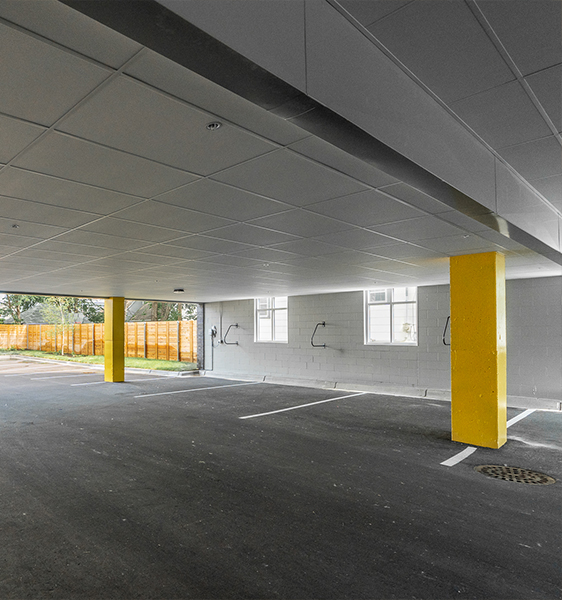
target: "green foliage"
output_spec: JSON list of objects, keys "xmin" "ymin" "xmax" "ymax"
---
[{"xmin": 0, "ymin": 294, "xmax": 45, "ymax": 324}]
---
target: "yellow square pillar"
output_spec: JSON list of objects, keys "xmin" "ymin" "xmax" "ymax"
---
[
  {"xmin": 450, "ymin": 252, "xmax": 507, "ymax": 448},
  {"xmin": 104, "ymin": 297, "xmax": 125, "ymax": 382}
]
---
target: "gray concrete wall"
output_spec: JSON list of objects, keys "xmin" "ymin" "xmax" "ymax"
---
[{"xmin": 204, "ymin": 277, "xmax": 561, "ymax": 402}]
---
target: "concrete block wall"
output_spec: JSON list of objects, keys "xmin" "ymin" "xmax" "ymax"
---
[{"xmin": 204, "ymin": 277, "xmax": 561, "ymax": 401}]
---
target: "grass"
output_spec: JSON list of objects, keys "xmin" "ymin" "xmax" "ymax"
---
[{"xmin": 0, "ymin": 349, "xmax": 197, "ymax": 371}]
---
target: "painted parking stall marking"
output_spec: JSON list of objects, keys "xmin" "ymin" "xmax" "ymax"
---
[
  {"xmin": 134, "ymin": 381, "xmax": 260, "ymax": 399},
  {"xmin": 239, "ymin": 392, "xmax": 366, "ymax": 420}
]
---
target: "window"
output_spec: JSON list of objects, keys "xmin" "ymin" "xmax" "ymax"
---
[
  {"xmin": 255, "ymin": 296, "xmax": 288, "ymax": 342},
  {"xmin": 365, "ymin": 287, "xmax": 417, "ymax": 345}
]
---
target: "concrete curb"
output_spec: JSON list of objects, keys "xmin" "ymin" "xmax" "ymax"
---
[{"xmin": 4, "ymin": 354, "xmax": 200, "ymax": 378}]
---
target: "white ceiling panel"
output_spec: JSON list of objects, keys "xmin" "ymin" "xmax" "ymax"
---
[
  {"xmin": 125, "ymin": 50, "xmax": 308, "ymax": 147},
  {"xmin": 525, "ymin": 65, "xmax": 562, "ymax": 133},
  {"xmin": 498, "ymin": 136, "xmax": 562, "ymax": 181},
  {"xmin": 203, "ymin": 223, "xmax": 298, "ymax": 246},
  {"xmin": 114, "ymin": 200, "xmax": 233, "ymax": 234},
  {"xmin": 288, "ymin": 136, "xmax": 397, "ymax": 189},
  {"xmin": 248, "ymin": 210, "xmax": 354, "ymax": 237},
  {"xmin": 0, "ymin": 217, "xmax": 66, "ymax": 240},
  {"xmin": 0, "ymin": 0, "xmax": 142, "ymax": 69},
  {"xmin": 13, "ymin": 132, "xmax": 199, "ymax": 197},
  {"xmin": 212, "ymin": 149, "xmax": 368, "ymax": 206},
  {"xmin": 0, "ymin": 232, "xmax": 50, "ymax": 248},
  {"xmin": 166, "ymin": 235, "xmax": 257, "ymax": 254},
  {"xmin": 451, "ymin": 81, "xmax": 552, "ymax": 149},
  {"xmin": 420, "ymin": 234, "xmax": 505, "ymax": 254},
  {"xmin": 312, "ymin": 228, "xmax": 397, "ymax": 250},
  {"xmin": 366, "ymin": 244, "xmax": 445, "ymax": 261},
  {"xmin": 142, "ymin": 244, "xmax": 217, "ymax": 261},
  {"xmin": 155, "ymin": 179, "xmax": 288, "ymax": 221},
  {"xmin": 0, "ymin": 22, "xmax": 110, "ymax": 126},
  {"xmin": 78, "ymin": 218, "xmax": 189, "ymax": 243},
  {"xmin": 307, "ymin": 189, "xmax": 425, "ymax": 226},
  {"xmin": 0, "ymin": 194, "xmax": 99, "ymax": 228},
  {"xmin": 436, "ymin": 211, "xmax": 491, "ymax": 233},
  {"xmin": 530, "ymin": 175, "xmax": 562, "ymax": 213},
  {"xmin": 230, "ymin": 247, "xmax": 298, "ymax": 263},
  {"xmin": 338, "ymin": 0, "xmax": 414, "ymax": 27},
  {"xmin": 367, "ymin": 0, "xmax": 514, "ymax": 103},
  {"xmin": 268, "ymin": 239, "xmax": 345, "ymax": 257},
  {"xmin": 477, "ymin": 0, "xmax": 562, "ymax": 75},
  {"xmin": 0, "ymin": 167, "xmax": 142, "ymax": 214},
  {"xmin": 53, "ymin": 230, "xmax": 154, "ymax": 251},
  {"xmin": 378, "ymin": 183, "xmax": 450, "ymax": 215},
  {"xmin": 0, "ymin": 115, "xmax": 45, "ymax": 163},
  {"xmin": 59, "ymin": 76, "xmax": 278, "ymax": 175},
  {"xmin": 369, "ymin": 216, "xmax": 462, "ymax": 242},
  {"xmin": 31, "ymin": 240, "xmax": 119, "ymax": 258}
]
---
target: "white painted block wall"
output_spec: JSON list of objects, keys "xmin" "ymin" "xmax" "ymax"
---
[{"xmin": 204, "ymin": 277, "xmax": 561, "ymax": 401}]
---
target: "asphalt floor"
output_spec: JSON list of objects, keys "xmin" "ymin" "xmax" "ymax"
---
[{"xmin": 0, "ymin": 356, "xmax": 560, "ymax": 599}]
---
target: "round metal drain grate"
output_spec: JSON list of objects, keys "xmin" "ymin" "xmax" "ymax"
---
[{"xmin": 475, "ymin": 465, "xmax": 556, "ymax": 485}]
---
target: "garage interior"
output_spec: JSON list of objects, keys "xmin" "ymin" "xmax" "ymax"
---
[{"xmin": 0, "ymin": 1, "xmax": 561, "ymax": 598}]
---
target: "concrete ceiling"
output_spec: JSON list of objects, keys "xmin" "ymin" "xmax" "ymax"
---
[{"xmin": 0, "ymin": 0, "xmax": 560, "ymax": 303}]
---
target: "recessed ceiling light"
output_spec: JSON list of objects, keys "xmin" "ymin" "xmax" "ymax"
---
[
  {"xmin": 173, "ymin": 288, "xmax": 185, "ymax": 293},
  {"xmin": 263, "ymin": 263, "xmax": 270, "ymax": 267},
  {"xmin": 206, "ymin": 121, "xmax": 222, "ymax": 131},
  {"xmin": 11, "ymin": 224, "xmax": 19, "ymax": 229}
]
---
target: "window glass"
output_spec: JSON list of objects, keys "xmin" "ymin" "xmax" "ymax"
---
[
  {"xmin": 255, "ymin": 296, "xmax": 288, "ymax": 343},
  {"xmin": 365, "ymin": 287, "xmax": 417, "ymax": 345},
  {"xmin": 368, "ymin": 304, "xmax": 391, "ymax": 343}
]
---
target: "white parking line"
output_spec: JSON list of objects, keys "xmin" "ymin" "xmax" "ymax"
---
[
  {"xmin": 71, "ymin": 377, "xmax": 169, "ymax": 387},
  {"xmin": 134, "ymin": 381, "xmax": 260, "ymax": 398},
  {"xmin": 441, "ymin": 408, "xmax": 537, "ymax": 467},
  {"xmin": 239, "ymin": 392, "xmax": 366, "ymax": 420},
  {"xmin": 5, "ymin": 370, "xmax": 87, "ymax": 377},
  {"xmin": 31, "ymin": 373, "xmax": 98, "ymax": 380}
]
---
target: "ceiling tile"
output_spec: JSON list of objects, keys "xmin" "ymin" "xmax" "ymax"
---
[
  {"xmin": 0, "ymin": 0, "xmax": 142, "ymax": 69},
  {"xmin": 498, "ymin": 136, "xmax": 562, "ymax": 181},
  {"xmin": 79, "ymin": 217, "xmax": 186, "ymax": 243},
  {"xmin": 166, "ymin": 235, "xmax": 257, "ymax": 254},
  {"xmin": 144, "ymin": 244, "xmax": 217, "ymax": 261},
  {"xmin": 312, "ymin": 228, "xmax": 396, "ymax": 250},
  {"xmin": 0, "ymin": 116, "xmax": 45, "ymax": 163},
  {"xmin": 54, "ymin": 230, "xmax": 154, "ymax": 251},
  {"xmin": 369, "ymin": 216, "xmax": 462, "ymax": 241},
  {"xmin": 268, "ymin": 239, "xmax": 344, "ymax": 257},
  {"xmin": 212, "ymin": 149, "xmax": 368, "ymax": 206},
  {"xmin": 0, "ymin": 232, "xmax": 49, "ymax": 248},
  {"xmin": 529, "ymin": 175, "xmax": 562, "ymax": 213},
  {"xmin": 155, "ymin": 178, "xmax": 288, "ymax": 221},
  {"xmin": 0, "ymin": 167, "xmax": 143, "ymax": 214},
  {"xmin": 420, "ymin": 234, "xmax": 504, "ymax": 254},
  {"xmin": 114, "ymin": 200, "xmax": 233, "ymax": 234},
  {"xmin": 0, "ymin": 22, "xmax": 110, "ymax": 126},
  {"xmin": 288, "ymin": 136, "xmax": 397, "ymax": 188},
  {"xmin": 0, "ymin": 216, "xmax": 66, "ymax": 239},
  {"xmin": 307, "ymin": 189, "xmax": 425, "ymax": 226},
  {"xmin": 368, "ymin": 0, "xmax": 514, "ymax": 103},
  {"xmin": 125, "ymin": 50, "xmax": 308, "ymax": 146},
  {"xmin": 451, "ymin": 81, "xmax": 552, "ymax": 149},
  {"xmin": 477, "ymin": 0, "xmax": 562, "ymax": 75},
  {"xmin": 436, "ymin": 211, "xmax": 490, "ymax": 233},
  {"xmin": 203, "ymin": 223, "xmax": 298, "ymax": 246},
  {"xmin": 29, "ymin": 240, "xmax": 118, "ymax": 258},
  {"xmin": 366, "ymin": 244, "xmax": 445, "ymax": 260},
  {"xmin": 248, "ymin": 210, "xmax": 354, "ymax": 237},
  {"xmin": 230, "ymin": 247, "xmax": 299, "ymax": 262},
  {"xmin": 379, "ymin": 183, "xmax": 450, "ymax": 214},
  {"xmin": 13, "ymin": 132, "xmax": 198, "ymax": 197},
  {"xmin": 525, "ymin": 65, "xmax": 562, "ymax": 133},
  {"xmin": 59, "ymin": 76, "xmax": 277, "ymax": 175},
  {"xmin": 338, "ymin": 0, "xmax": 413, "ymax": 26},
  {"xmin": 0, "ymin": 194, "xmax": 99, "ymax": 228}
]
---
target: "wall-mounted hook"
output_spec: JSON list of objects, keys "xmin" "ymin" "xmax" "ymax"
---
[
  {"xmin": 223, "ymin": 323, "xmax": 239, "ymax": 345},
  {"xmin": 442, "ymin": 316, "xmax": 451, "ymax": 346},
  {"xmin": 311, "ymin": 321, "xmax": 326, "ymax": 348}
]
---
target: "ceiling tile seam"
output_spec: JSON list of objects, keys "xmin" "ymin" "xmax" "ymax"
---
[
  {"xmin": 468, "ymin": 0, "xmax": 562, "ymax": 141},
  {"xmin": 323, "ymin": 0, "xmax": 562, "ymax": 222},
  {"xmin": 0, "ymin": 192, "xmax": 105, "ymax": 220},
  {"xmin": 496, "ymin": 133, "xmax": 559, "ymax": 152},
  {"xmin": 0, "ymin": 47, "xmax": 146, "ymax": 178},
  {"xmin": 0, "ymin": 111, "xmax": 48, "ymax": 134}
]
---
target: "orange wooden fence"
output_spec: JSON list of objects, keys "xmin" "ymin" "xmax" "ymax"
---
[{"xmin": 0, "ymin": 321, "xmax": 197, "ymax": 363}]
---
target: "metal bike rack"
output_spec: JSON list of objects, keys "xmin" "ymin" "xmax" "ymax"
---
[
  {"xmin": 223, "ymin": 323, "xmax": 239, "ymax": 345},
  {"xmin": 311, "ymin": 321, "xmax": 326, "ymax": 348},
  {"xmin": 442, "ymin": 316, "xmax": 451, "ymax": 346}
]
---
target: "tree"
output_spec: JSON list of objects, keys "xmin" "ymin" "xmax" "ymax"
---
[{"xmin": 0, "ymin": 294, "xmax": 45, "ymax": 324}]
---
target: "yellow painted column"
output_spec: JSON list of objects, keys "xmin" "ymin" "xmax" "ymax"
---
[
  {"xmin": 104, "ymin": 297, "xmax": 125, "ymax": 383},
  {"xmin": 450, "ymin": 252, "xmax": 507, "ymax": 448}
]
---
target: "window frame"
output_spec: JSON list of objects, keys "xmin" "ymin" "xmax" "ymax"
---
[
  {"xmin": 254, "ymin": 296, "xmax": 289, "ymax": 343},
  {"xmin": 364, "ymin": 287, "xmax": 418, "ymax": 346}
]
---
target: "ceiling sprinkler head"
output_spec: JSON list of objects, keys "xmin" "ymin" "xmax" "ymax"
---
[
  {"xmin": 206, "ymin": 121, "xmax": 222, "ymax": 131},
  {"xmin": 11, "ymin": 223, "xmax": 19, "ymax": 229}
]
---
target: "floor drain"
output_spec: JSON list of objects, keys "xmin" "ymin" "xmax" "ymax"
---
[{"xmin": 475, "ymin": 465, "xmax": 556, "ymax": 485}]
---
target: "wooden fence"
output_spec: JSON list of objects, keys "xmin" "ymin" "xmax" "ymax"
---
[{"xmin": 0, "ymin": 321, "xmax": 197, "ymax": 363}]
